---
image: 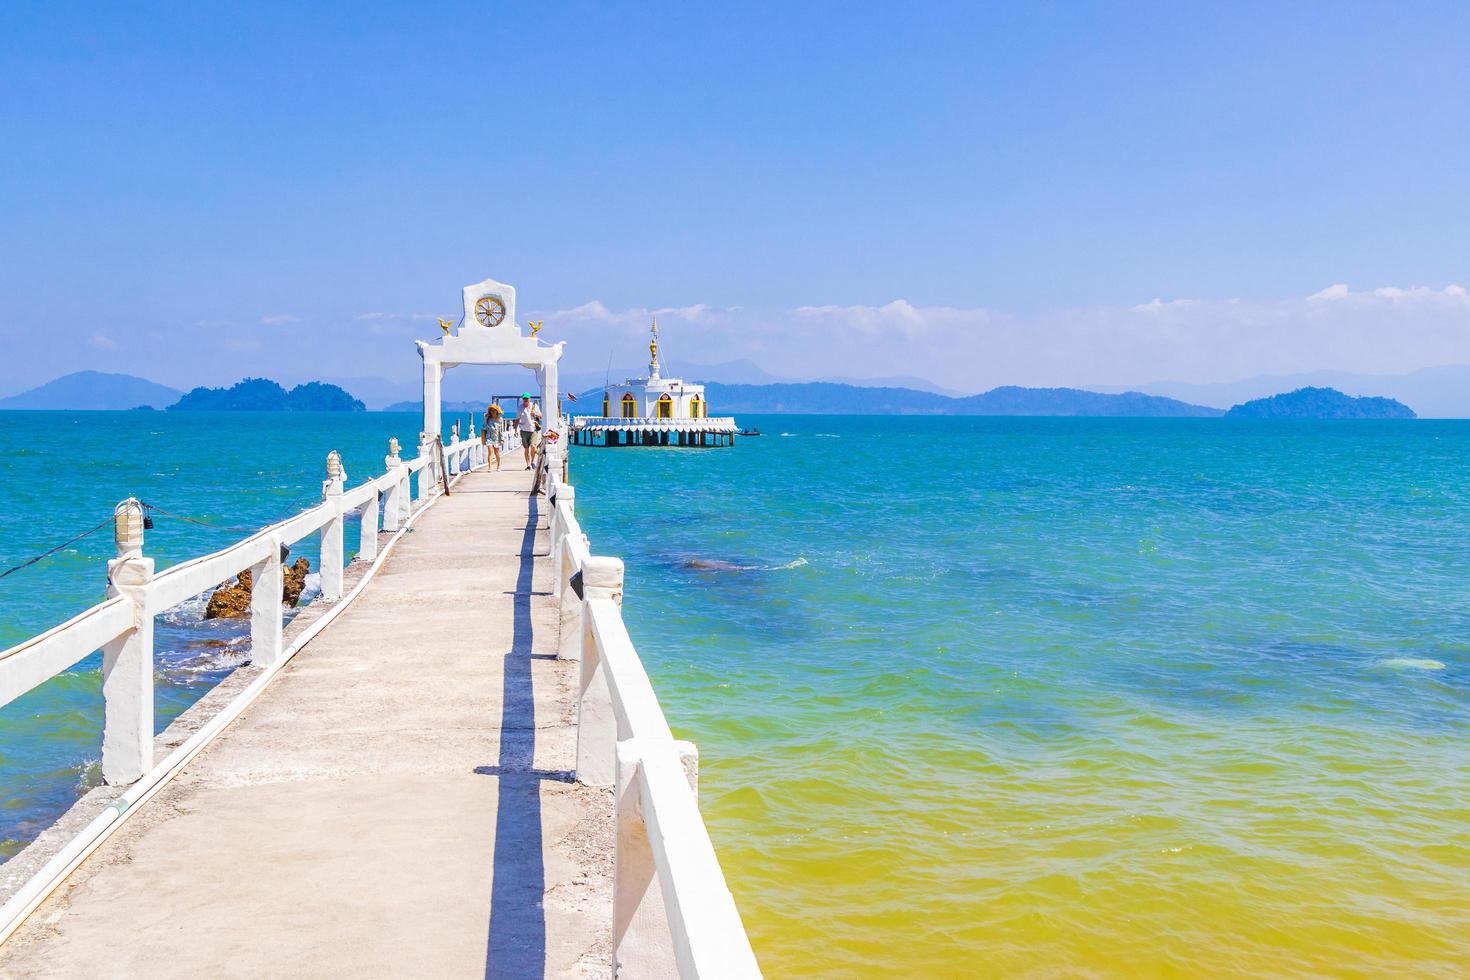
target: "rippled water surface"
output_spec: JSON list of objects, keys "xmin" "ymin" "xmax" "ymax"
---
[
  {"xmin": 3, "ymin": 412, "xmax": 1468, "ymax": 975},
  {"xmin": 0, "ymin": 411, "xmax": 430, "ymax": 860},
  {"xmin": 571, "ymin": 416, "xmax": 1470, "ymax": 977}
]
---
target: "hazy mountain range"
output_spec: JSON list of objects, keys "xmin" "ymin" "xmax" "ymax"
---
[
  {"xmin": 0, "ymin": 370, "xmax": 182, "ymax": 410},
  {"xmin": 392, "ymin": 384, "xmax": 1220, "ymax": 417},
  {"xmin": 297, "ymin": 360, "xmax": 967, "ymax": 410},
  {"xmin": 667, "ymin": 383, "xmax": 1223, "ymax": 416},
  {"xmin": 0, "ymin": 369, "xmax": 1425, "ymax": 420}
]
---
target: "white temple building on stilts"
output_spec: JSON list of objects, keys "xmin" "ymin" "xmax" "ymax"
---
[{"xmin": 572, "ymin": 319, "xmax": 739, "ymax": 448}]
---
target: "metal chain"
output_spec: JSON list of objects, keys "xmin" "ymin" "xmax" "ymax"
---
[{"xmin": 0, "ymin": 517, "xmax": 114, "ymax": 581}]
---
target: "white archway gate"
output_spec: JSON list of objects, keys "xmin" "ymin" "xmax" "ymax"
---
[{"xmin": 415, "ymin": 276, "xmax": 564, "ymax": 441}]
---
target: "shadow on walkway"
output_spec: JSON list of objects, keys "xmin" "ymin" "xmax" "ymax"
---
[{"xmin": 482, "ymin": 496, "xmax": 563, "ymax": 979}]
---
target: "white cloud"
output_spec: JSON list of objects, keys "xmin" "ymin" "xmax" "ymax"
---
[
  {"xmin": 1131, "ymin": 297, "xmax": 1201, "ymax": 313},
  {"xmin": 544, "ymin": 300, "xmax": 725, "ymax": 331},
  {"xmin": 356, "ymin": 311, "xmax": 442, "ymax": 321},
  {"xmin": 552, "ymin": 300, "xmax": 615, "ymax": 321},
  {"xmin": 734, "ymin": 283, "xmax": 1470, "ymax": 390},
  {"xmin": 87, "ymin": 331, "xmax": 118, "ymax": 350},
  {"xmin": 155, "ymin": 283, "xmax": 1470, "ymax": 395},
  {"xmin": 1308, "ymin": 282, "xmax": 1470, "ymax": 305},
  {"xmin": 260, "ymin": 314, "xmax": 300, "ymax": 325},
  {"xmin": 795, "ymin": 299, "xmax": 995, "ymax": 337}
]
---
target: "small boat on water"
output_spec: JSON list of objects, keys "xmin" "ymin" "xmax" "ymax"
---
[{"xmin": 739, "ymin": 428, "xmax": 762, "ymax": 437}]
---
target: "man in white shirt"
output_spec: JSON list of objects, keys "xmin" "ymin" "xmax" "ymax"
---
[{"xmin": 516, "ymin": 394, "xmax": 542, "ymax": 470}]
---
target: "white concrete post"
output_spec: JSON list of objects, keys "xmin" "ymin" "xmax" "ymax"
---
[
  {"xmin": 321, "ymin": 451, "xmax": 345, "ymax": 600},
  {"xmin": 557, "ymin": 533, "xmax": 590, "ymax": 660},
  {"xmin": 613, "ymin": 739, "xmax": 700, "ymax": 978},
  {"xmin": 359, "ymin": 491, "xmax": 379, "ymax": 563},
  {"xmin": 416, "ymin": 433, "xmax": 433, "ymax": 502},
  {"xmin": 383, "ymin": 439, "xmax": 404, "ymax": 532},
  {"xmin": 101, "ymin": 498, "xmax": 155, "ymax": 785},
  {"xmin": 249, "ymin": 539, "xmax": 284, "ymax": 668},
  {"xmin": 551, "ymin": 485, "xmax": 576, "ymax": 593},
  {"xmin": 422, "ymin": 360, "xmax": 442, "ymax": 443},
  {"xmin": 576, "ymin": 556, "xmax": 625, "ymax": 785},
  {"xmin": 543, "ymin": 359, "xmax": 560, "ymax": 425}
]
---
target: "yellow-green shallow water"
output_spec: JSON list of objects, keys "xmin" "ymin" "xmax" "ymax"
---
[{"xmin": 573, "ymin": 416, "xmax": 1470, "ymax": 977}]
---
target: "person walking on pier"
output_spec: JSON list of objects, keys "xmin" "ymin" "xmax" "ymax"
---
[
  {"xmin": 517, "ymin": 393, "xmax": 542, "ymax": 470},
  {"xmin": 482, "ymin": 402, "xmax": 505, "ymax": 471}
]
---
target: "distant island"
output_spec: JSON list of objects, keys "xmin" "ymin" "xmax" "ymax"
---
[
  {"xmin": 0, "ymin": 373, "xmax": 1420, "ymax": 419},
  {"xmin": 0, "ymin": 371, "xmax": 182, "ymax": 410},
  {"xmin": 562, "ymin": 381, "xmax": 1224, "ymax": 417},
  {"xmin": 1225, "ymin": 386, "xmax": 1416, "ymax": 419},
  {"xmin": 385, "ymin": 399, "xmax": 494, "ymax": 415},
  {"xmin": 169, "ymin": 378, "xmax": 365, "ymax": 412}
]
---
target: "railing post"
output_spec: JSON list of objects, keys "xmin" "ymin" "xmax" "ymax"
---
[
  {"xmin": 558, "ymin": 533, "xmax": 590, "ymax": 660},
  {"xmin": 359, "ymin": 490, "xmax": 379, "ymax": 563},
  {"xmin": 249, "ymin": 538, "xmax": 284, "ymax": 668},
  {"xmin": 383, "ymin": 438, "xmax": 404, "ymax": 532},
  {"xmin": 551, "ymin": 485, "xmax": 576, "ymax": 593},
  {"xmin": 576, "ymin": 556, "xmax": 624, "ymax": 786},
  {"xmin": 614, "ymin": 739, "xmax": 700, "ymax": 978},
  {"xmin": 416, "ymin": 433, "xmax": 434, "ymax": 502},
  {"xmin": 321, "ymin": 451, "xmax": 345, "ymax": 600},
  {"xmin": 101, "ymin": 498, "xmax": 155, "ymax": 785}
]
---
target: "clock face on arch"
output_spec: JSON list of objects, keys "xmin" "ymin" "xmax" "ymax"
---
[{"xmin": 475, "ymin": 294, "xmax": 506, "ymax": 328}]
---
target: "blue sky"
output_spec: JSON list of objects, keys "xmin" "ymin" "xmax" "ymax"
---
[{"xmin": 3, "ymin": 2, "xmax": 1469, "ymax": 394}]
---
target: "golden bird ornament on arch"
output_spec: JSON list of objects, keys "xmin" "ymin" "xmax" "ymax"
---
[
  {"xmin": 529, "ymin": 320, "xmax": 544, "ymax": 337},
  {"xmin": 437, "ymin": 317, "xmax": 454, "ymax": 334}
]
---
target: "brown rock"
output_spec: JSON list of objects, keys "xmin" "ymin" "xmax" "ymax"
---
[
  {"xmin": 203, "ymin": 569, "xmax": 252, "ymax": 619},
  {"xmin": 203, "ymin": 558, "xmax": 312, "ymax": 619},
  {"xmin": 283, "ymin": 557, "xmax": 310, "ymax": 606}
]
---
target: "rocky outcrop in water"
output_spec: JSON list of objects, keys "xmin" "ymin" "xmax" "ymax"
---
[
  {"xmin": 204, "ymin": 558, "xmax": 311, "ymax": 619},
  {"xmin": 282, "ymin": 558, "xmax": 310, "ymax": 606}
]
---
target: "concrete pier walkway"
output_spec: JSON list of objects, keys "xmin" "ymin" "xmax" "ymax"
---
[{"xmin": 0, "ymin": 468, "xmax": 613, "ymax": 978}]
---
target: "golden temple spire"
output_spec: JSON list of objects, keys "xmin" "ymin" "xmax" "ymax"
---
[{"xmin": 649, "ymin": 316, "xmax": 661, "ymax": 380}]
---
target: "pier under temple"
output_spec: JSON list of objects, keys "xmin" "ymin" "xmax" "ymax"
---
[{"xmin": 0, "ymin": 467, "xmax": 615, "ymax": 977}]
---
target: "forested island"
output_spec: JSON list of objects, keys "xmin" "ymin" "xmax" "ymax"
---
[
  {"xmin": 1224, "ymin": 386, "xmax": 1416, "ymax": 419},
  {"xmin": 168, "ymin": 378, "xmax": 365, "ymax": 412}
]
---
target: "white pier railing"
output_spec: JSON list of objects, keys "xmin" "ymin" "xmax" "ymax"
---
[
  {"xmin": 544, "ymin": 451, "xmax": 762, "ymax": 978},
  {"xmin": 0, "ymin": 433, "xmax": 485, "ymax": 785}
]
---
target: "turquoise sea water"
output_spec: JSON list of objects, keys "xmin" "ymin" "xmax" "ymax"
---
[
  {"xmin": 0, "ymin": 411, "xmax": 436, "ymax": 859},
  {"xmin": 2, "ymin": 412, "xmax": 1468, "ymax": 975},
  {"xmin": 571, "ymin": 416, "xmax": 1470, "ymax": 976}
]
